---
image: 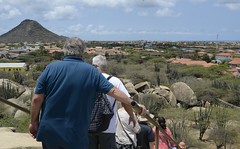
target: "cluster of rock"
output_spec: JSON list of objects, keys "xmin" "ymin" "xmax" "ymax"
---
[
  {"xmin": 0, "ymin": 79, "xmax": 31, "ymax": 121},
  {"xmin": 0, "ymin": 79, "xmax": 200, "ymax": 148},
  {"xmin": 122, "ymin": 79, "xmax": 199, "ymax": 115},
  {"xmin": 0, "ymin": 79, "xmax": 40, "ymax": 149},
  {"xmin": 0, "ymin": 79, "xmax": 201, "ymax": 121}
]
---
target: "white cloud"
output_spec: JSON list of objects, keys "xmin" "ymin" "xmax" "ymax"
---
[
  {"xmin": 125, "ymin": 7, "xmax": 133, "ymax": 13},
  {"xmin": 80, "ymin": 0, "xmax": 125, "ymax": 7},
  {"xmin": 155, "ymin": 8, "xmax": 181, "ymax": 17},
  {"xmin": 43, "ymin": 5, "xmax": 79, "ymax": 20},
  {"xmin": 80, "ymin": 29, "xmax": 214, "ymax": 38},
  {"xmin": 138, "ymin": 11, "xmax": 148, "ymax": 16},
  {"xmin": 80, "ymin": 0, "xmax": 177, "ymax": 8},
  {"xmin": 7, "ymin": 0, "xmax": 76, "ymax": 6},
  {"xmin": 127, "ymin": 28, "xmax": 133, "ymax": 32},
  {"xmin": 86, "ymin": 24, "xmax": 94, "ymax": 32},
  {"xmin": 53, "ymin": 23, "xmax": 205, "ymax": 37},
  {"xmin": 136, "ymin": 0, "xmax": 176, "ymax": 8},
  {"xmin": 97, "ymin": 25, "xmax": 105, "ymax": 30},
  {"xmin": 0, "ymin": 0, "xmax": 179, "ymax": 21},
  {"xmin": 0, "ymin": 0, "xmax": 81, "ymax": 21},
  {"xmin": 225, "ymin": 3, "xmax": 240, "ymax": 10},
  {"xmin": 68, "ymin": 24, "xmax": 84, "ymax": 32},
  {"xmin": 0, "ymin": 5, "xmax": 21, "ymax": 19},
  {"xmin": 217, "ymin": 0, "xmax": 239, "ymax": 4},
  {"xmin": 215, "ymin": 0, "xmax": 240, "ymax": 10},
  {"xmin": 189, "ymin": 0, "xmax": 207, "ymax": 3},
  {"xmin": 88, "ymin": 25, "xmax": 105, "ymax": 34}
]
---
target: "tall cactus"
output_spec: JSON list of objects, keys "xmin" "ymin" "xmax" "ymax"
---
[
  {"xmin": 194, "ymin": 106, "xmax": 213, "ymax": 140},
  {"xmin": 0, "ymin": 79, "xmax": 18, "ymax": 99},
  {"xmin": 154, "ymin": 62, "xmax": 160, "ymax": 86}
]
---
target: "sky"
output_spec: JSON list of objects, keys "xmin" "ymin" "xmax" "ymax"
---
[{"xmin": 0, "ymin": 0, "xmax": 240, "ymax": 41}]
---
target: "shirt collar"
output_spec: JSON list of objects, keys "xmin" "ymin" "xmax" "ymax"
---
[{"xmin": 63, "ymin": 56, "xmax": 83, "ymax": 62}]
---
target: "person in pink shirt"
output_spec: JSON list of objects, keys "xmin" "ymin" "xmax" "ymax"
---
[{"xmin": 152, "ymin": 117, "xmax": 177, "ymax": 149}]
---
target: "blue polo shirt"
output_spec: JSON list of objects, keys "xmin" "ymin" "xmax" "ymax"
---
[{"xmin": 34, "ymin": 56, "xmax": 114, "ymax": 149}]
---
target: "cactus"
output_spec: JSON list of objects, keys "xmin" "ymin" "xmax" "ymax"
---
[
  {"xmin": 0, "ymin": 79, "xmax": 19, "ymax": 99},
  {"xmin": 154, "ymin": 63, "xmax": 161, "ymax": 86},
  {"xmin": 194, "ymin": 106, "xmax": 213, "ymax": 140}
]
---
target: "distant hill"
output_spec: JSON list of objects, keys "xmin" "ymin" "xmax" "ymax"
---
[{"xmin": 0, "ymin": 19, "xmax": 67, "ymax": 43}]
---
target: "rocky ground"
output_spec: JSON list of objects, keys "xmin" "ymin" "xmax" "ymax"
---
[{"xmin": 0, "ymin": 127, "xmax": 41, "ymax": 149}]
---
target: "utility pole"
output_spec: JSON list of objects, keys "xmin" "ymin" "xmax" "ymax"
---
[{"xmin": 216, "ymin": 34, "xmax": 219, "ymax": 51}]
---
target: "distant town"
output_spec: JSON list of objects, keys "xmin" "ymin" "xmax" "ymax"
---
[
  {"xmin": 1, "ymin": 40, "xmax": 240, "ymax": 76},
  {"xmin": 1, "ymin": 19, "xmax": 240, "ymax": 76}
]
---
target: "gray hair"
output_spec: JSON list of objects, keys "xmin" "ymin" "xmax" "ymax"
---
[
  {"xmin": 63, "ymin": 37, "xmax": 86, "ymax": 57},
  {"xmin": 92, "ymin": 55, "xmax": 107, "ymax": 71}
]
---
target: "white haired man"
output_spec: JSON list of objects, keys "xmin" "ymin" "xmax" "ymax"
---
[{"xmin": 89, "ymin": 55, "xmax": 138, "ymax": 149}]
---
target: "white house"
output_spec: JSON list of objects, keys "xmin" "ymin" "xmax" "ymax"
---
[{"xmin": 215, "ymin": 53, "xmax": 232, "ymax": 63}]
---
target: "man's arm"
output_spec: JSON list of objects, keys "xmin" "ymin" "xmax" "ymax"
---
[
  {"xmin": 107, "ymin": 87, "xmax": 147, "ymax": 115},
  {"xmin": 107, "ymin": 87, "xmax": 132, "ymax": 105},
  {"xmin": 29, "ymin": 93, "xmax": 44, "ymax": 138},
  {"xmin": 121, "ymin": 103, "xmax": 135, "ymax": 124}
]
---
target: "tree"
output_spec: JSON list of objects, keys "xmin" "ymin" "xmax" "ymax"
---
[
  {"xmin": 202, "ymin": 54, "xmax": 211, "ymax": 63},
  {"xmin": 39, "ymin": 45, "xmax": 48, "ymax": 56}
]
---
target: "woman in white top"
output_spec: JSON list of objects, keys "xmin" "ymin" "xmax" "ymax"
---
[{"xmin": 116, "ymin": 107, "xmax": 141, "ymax": 149}]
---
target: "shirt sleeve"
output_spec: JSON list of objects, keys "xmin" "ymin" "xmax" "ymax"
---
[
  {"xmin": 148, "ymin": 127, "xmax": 155, "ymax": 142},
  {"xmin": 34, "ymin": 66, "xmax": 49, "ymax": 94},
  {"xmin": 97, "ymin": 73, "xmax": 114, "ymax": 94}
]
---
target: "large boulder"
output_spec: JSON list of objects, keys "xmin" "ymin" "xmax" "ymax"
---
[
  {"xmin": 125, "ymin": 83, "xmax": 138, "ymax": 97},
  {"xmin": 170, "ymin": 82, "xmax": 198, "ymax": 108},
  {"xmin": 1, "ymin": 98, "xmax": 19, "ymax": 116},
  {"xmin": 154, "ymin": 86, "xmax": 177, "ymax": 107},
  {"xmin": 14, "ymin": 110, "xmax": 29, "ymax": 121},
  {"xmin": 138, "ymin": 93, "xmax": 170, "ymax": 116}
]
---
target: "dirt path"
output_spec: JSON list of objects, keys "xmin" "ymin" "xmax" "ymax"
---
[{"xmin": 0, "ymin": 127, "xmax": 41, "ymax": 149}]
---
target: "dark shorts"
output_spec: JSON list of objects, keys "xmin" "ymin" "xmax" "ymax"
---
[
  {"xmin": 116, "ymin": 142, "xmax": 135, "ymax": 149},
  {"xmin": 89, "ymin": 132, "xmax": 116, "ymax": 149},
  {"xmin": 42, "ymin": 143, "xmax": 65, "ymax": 149}
]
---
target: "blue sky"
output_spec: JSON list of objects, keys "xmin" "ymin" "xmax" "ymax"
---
[{"xmin": 0, "ymin": 0, "xmax": 240, "ymax": 41}]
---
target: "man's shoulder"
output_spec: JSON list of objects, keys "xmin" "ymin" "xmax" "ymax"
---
[
  {"xmin": 109, "ymin": 76, "xmax": 123, "ymax": 84},
  {"xmin": 47, "ymin": 60, "xmax": 61, "ymax": 66},
  {"xmin": 102, "ymin": 74, "xmax": 120, "ymax": 82}
]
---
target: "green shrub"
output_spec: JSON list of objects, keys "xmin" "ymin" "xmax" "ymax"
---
[{"xmin": 0, "ymin": 115, "xmax": 30, "ymax": 133}]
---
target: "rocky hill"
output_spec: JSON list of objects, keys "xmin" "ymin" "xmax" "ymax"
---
[{"xmin": 0, "ymin": 19, "xmax": 67, "ymax": 43}]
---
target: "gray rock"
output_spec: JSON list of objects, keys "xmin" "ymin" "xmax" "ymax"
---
[
  {"xmin": 170, "ymin": 82, "xmax": 198, "ymax": 107},
  {"xmin": 134, "ymin": 81, "xmax": 150, "ymax": 93},
  {"xmin": 14, "ymin": 110, "xmax": 29, "ymax": 121}
]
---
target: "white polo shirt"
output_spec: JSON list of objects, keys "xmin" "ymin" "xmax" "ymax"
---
[{"xmin": 102, "ymin": 73, "xmax": 131, "ymax": 133}]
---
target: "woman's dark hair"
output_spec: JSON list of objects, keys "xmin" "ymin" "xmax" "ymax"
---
[{"xmin": 158, "ymin": 117, "xmax": 166, "ymax": 129}]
